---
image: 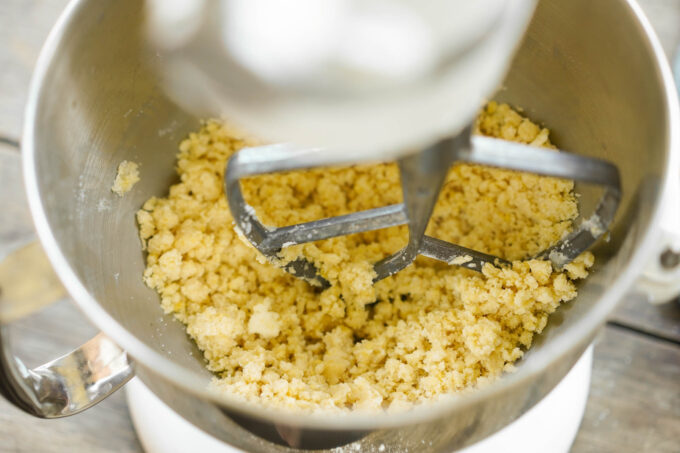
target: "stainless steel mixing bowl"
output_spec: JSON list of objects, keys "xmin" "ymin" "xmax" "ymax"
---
[{"xmin": 1, "ymin": 0, "xmax": 679, "ymax": 451}]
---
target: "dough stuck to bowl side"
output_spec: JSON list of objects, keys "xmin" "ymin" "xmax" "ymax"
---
[{"xmin": 111, "ymin": 160, "xmax": 140, "ymax": 196}]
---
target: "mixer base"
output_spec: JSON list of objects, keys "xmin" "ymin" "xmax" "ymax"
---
[{"xmin": 127, "ymin": 346, "xmax": 592, "ymax": 453}]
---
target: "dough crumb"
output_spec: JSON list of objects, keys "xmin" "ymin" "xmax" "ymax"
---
[
  {"xmin": 112, "ymin": 160, "xmax": 140, "ymax": 196},
  {"xmin": 449, "ymin": 255, "xmax": 473, "ymax": 265},
  {"xmin": 248, "ymin": 301, "xmax": 281, "ymax": 338}
]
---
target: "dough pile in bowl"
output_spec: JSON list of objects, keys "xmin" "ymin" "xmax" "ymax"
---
[{"xmin": 137, "ymin": 102, "xmax": 593, "ymax": 412}]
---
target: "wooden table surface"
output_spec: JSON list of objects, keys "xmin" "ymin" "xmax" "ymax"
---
[{"xmin": 0, "ymin": 1, "xmax": 679, "ymax": 452}]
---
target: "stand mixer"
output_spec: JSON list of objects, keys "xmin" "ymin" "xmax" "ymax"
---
[
  {"xmin": 147, "ymin": 0, "xmax": 620, "ymax": 286},
  {"xmin": 2, "ymin": 0, "xmax": 679, "ymax": 452}
]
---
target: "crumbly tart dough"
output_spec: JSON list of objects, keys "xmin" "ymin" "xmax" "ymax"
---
[
  {"xmin": 137, "ymin": 102, "xmax": 593, "ymax": 412},
  {"xmin": 112, "ymin": 160, "xmax": 140, "ymax": 196}
]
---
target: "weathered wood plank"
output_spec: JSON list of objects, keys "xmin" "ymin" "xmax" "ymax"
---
[
  {"xmin": 0, "ymin": 0, "xmax": 71, "ymax": 142},
  {"xmin": 637, "ymin": 0, "xmax": 680, "ymax": 58},
  {"xmin": 0, "ymin": 391, "xmax": 142, "ymax": 453},
  {"xmin": 572, "ymin": 326, "xmax": 680, "ymax": 453},
  {"xmin": 0, "ymin": 145, "xmax": 33, "ymax": 256},
  {"xmin": 610, "ymin": 293, "xmax": 680, "ymax": 344}
]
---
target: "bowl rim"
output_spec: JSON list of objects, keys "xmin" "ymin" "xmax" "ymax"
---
[{"xmin": 21, "ymin": 0, "xmax": 680, "ymax": 430}]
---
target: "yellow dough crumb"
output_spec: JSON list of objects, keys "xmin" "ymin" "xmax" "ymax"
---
[
  {"xmin": 112, "ymin": 160, "xmax": 140, "ymax": 196},
  {"xmin": 137, "ymin": 102, "xmax": 594, "ymax": 412}
]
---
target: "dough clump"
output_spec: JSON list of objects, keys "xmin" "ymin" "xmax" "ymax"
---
[{"xmin": 112, "ymin": 160, "xmax": 140, "ymax": 196}]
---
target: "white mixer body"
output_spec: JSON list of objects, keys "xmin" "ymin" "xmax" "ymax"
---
[{"xmin": 146, "ymin": 0, "xmax": 537, "ymax": 159}]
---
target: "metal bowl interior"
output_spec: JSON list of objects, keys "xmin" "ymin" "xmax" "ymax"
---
[{"xmin": 22, "ymin": 0, "xmax": 677, "ymax": 449}]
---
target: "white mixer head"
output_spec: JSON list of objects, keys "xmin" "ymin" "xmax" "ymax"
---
[
  {"xmin": 145, "ymin": 0, "xmax": 622, "ymax": 288},
  {"xmin": 146, "ymin": 0, "xmax": 537, "ymax": 159}
]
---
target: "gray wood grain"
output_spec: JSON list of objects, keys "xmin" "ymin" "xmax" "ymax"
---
[
  {"xmin": 572, "ymin": 326, "xmax": 680, "ymax": 453},
  {"xmin": 0, "ymin": 0, "xmax": 71, "ymax": 142},
  {"xmin": 610, "ymin": 293, "xmax": 680, "ymax": 343},
  {"xmin": 637, "ymin": 0, "xmax": 680, "ymax": 58}
]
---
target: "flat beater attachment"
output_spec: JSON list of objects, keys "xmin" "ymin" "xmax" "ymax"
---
[{"xmin": 225, "ymin": 130, "xmax": 621, "ymax": 287}]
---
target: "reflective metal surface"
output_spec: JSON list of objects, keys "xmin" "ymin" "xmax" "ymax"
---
[
  {"xmin": 0, "ymin": 242, "xmax": 133, "ymax": 418},
  {"xmin": 226, "ymin": 132, "xmax": 620, "ymax": 282},
  {"xmin": 12, "ymin": 0, "xmax": 680, "ymax": 451}
]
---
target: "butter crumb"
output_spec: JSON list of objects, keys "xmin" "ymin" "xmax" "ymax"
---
[
  {"xmin": 112, "ymin": 160, "xmax": 140, "ymax": 196},
  {"xmin": 248, "ymin": 302, "xmax": 281, "ymax": 338}
]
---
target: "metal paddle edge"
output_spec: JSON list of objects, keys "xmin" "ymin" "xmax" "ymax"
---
[{"xmin": 224, "ymin": 133, "xmax": 621, "ymax": 286}]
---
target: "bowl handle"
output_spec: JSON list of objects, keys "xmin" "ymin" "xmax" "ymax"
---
[{"xmin": 0, "ymin": 241, "xmax": 134, "ymax": 418}]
